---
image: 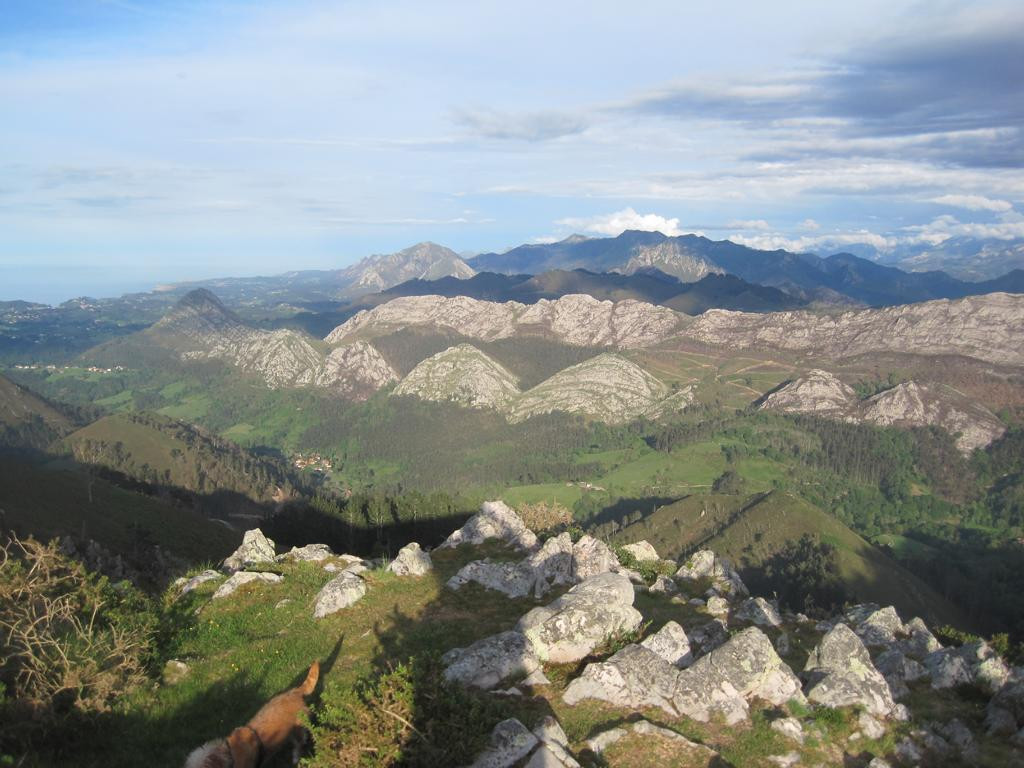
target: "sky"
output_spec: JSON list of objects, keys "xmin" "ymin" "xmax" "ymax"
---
[{"xmin": 1, "ymin": 0, "xmax": 1023, "ymax": 303}]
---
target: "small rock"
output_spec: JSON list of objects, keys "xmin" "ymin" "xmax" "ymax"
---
[
  {"xmin": 212, "ymin": 570, "xmax": 282, "ymax": 600},
  {"xmin": 867, "ymin": 759, "xmax": 892, "ymax": 768},
  {"xmin": 895, "ymin": 736, "xmax": 923, "ymax": 765},
  {"xmin": 923, "ymin": 649, "xmax": 973, "ymax": 689},
  {"xmin": 162, "ymin": 659, "xmax": 189, "ymax": 685},
  {"xmin": 803, "ymin": 623, "xmax": 895, "ymax": 718},
  {"xmin": 469, "ymin": 718, "xmax": 538, "ymax": 768},
  {"xmin": 521, "ymin": 668, "xmax": 551, "ymax": 687},
  {"xmin": 631, "ymin": 721, "xmax": 718, "ymax": 760},
  {"xmin": 858, "ymin": 712, "xmax": 886, "ymax": 740},
  {"xmin": 274, "ymin": 598, "xmax": 292, "ymax": 609},
  {"xmin": 900, "ymin": 617, "xmax": 942, "ymax": 658},
  {"xmin": 689, "ymin": 618, "xmax": 729, "ymax": 654},
  {"xmin": 440, "ymin": 501, "xmax": 538, "ymax": 552},
  {"xmin": 323, "ymin": 562, "xmax": 338, "ymax": 572},
  {"xmin": 222, "ymin": 529, "xmax": 276, "ymax": 572},
  {"xmin": 938, "ymin": 718, "xmax": 976, "ymax": 755},
  {"xmin": 734, "ymin": 596, "xmax": 783, "ymax": 627},
  {"xmin": 387, "ymin": 542, "xmax": 433, "ymax": 576},
  {"xmin": 770, "ymin": 717, "xmax": 804, "ymax": 744},
  {"xmin": 640, "ymin": 621, "xmax": 693, "ymax": 668},
  {"xmin": 178, "ymin": 569, "xmax": 223, "ymax": 595},
  {"xmin": 528, "ymin": 717, "xmax": 579, "ymax": 768},
  {"xmin": 571, "ymin": 535, "xmax": 619, "ymax": 581},
  {"xmin": 279, "ymin": 543, "xmax": 334, "ymax": 562},
  {"xmin": 675, "ymin": 549, "xmax": 748, "ymax": 596},
  {"xmin": 857, "ymin": 606, "xmax": 905, "ymax": 646},
  {"xmin": 620, "ymin": 540, "xmax": 659, "ymax": 562},
  {"xmin": 706, "ymin": 596, "xmax": 729, "ymax": 616},
  {"xmin": 313, "ymin": 571, "xmax": 366, "ymax": 618},
  {"xmin": 775, "ymin": 632, "xmax": 791, "ymax": 656},
  {"xmin": 766, "ymin": 753, "xmax": 800, "ymax": 768},
  {"xmin": 585, "ymin": 728, "xmax": 625, "ymax": 755},
  {"xmin": 443, "ymin": 631, "xmax": 540, "ymax": 690},
  {"xmin": 648, "ymin": 574, "xmax": 677, "ymax": 595},
  {"xmin": 517, "ymin": 573, "xmax": 642, "ymax": 663}
]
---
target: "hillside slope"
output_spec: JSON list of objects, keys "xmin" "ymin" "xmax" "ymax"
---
[
  {"xmin": 62, "ymin": 411, "xmax": 297, "ymax": 505},
  {"xmin": 608, "ymin": 491, "xmax": 965, "ymax": 627},
  {"xmin": 0, "ymin": 372, "xmax": 75, "ymax": 450}
]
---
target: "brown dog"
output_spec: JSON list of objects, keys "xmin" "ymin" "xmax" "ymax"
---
[{"xmin": 185, "ymin": 661, "xmax": 320, "ymax": 768}]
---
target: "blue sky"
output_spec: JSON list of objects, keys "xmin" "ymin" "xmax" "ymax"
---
[{"xmin": 1, "ymin": 0, "xmax": 1023, "ymax": 302}]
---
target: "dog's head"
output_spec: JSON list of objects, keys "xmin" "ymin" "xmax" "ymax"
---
[{"xmin": 225, "ymin": 726, "xmax": 263, "ymax": 768}]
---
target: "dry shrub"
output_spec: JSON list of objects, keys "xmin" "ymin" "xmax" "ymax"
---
[
  {"xmin": 0, "ymin": 535, "xmax": 154, "ymax": 736},
  {"xmin": 516, "ymin": 501, "xmax": 573, "ymax": 534}
]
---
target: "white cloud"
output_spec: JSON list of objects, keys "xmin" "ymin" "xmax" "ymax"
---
[
  {"xmin": 727, "ymin": 218, "xmax": 771, "ymax": 230},
  {"xmin": 800, "ymin": 218, "xmax": 820, "ymax": 230},
  {"xmin": 928, "ymin": 194, "xmax": 1013, "ymax": 212},
  {"xmin": 555, "ymin": 207, "xmax": 682, "ymax": 236}
]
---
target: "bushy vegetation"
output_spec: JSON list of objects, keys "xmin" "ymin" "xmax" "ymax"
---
[{"xmin": 0, "ymin": 536, "xmax": 157, "ymax": 755}]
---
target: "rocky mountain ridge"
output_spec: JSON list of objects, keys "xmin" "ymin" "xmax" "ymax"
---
[
  {"xmin": 688, "ymin": 291, "xmax": 1024, "ymax": 368},
  {"xmin": 393, "ymin": 344, "xmax": 521, "ymax": 409},
  {"xmin": 760, "ymin": 370, "xmax": 1007, "ymax": 453},
  {"xmin": 326, "ymin": 293, "xmax": 682, "ymax": 348},
  {"xmin": 148, "ymin": 289, "xmax": 397, "ymax": 397},
  {"xmin": 337, "ymin": 241, "xmax": 476, "ymax": 297}
]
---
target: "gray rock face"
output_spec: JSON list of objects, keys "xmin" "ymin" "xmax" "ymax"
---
[
  {"xmin": 803, "ymin": 624, "xmax": 896, "ymax": 717},
  {"xmin": 771, "ymin": 717, "xmax": 804, "ymax": 744},
  {"xmin": 212, "ymin": 570, "xmax": 282, "ymax": 600},
  {"xmin": 675, "ymin": 550, "xmax": 748, "ymax": 596},
  {"xmin": 443, "ymin": 631, "xmax": 541, "ymax": 690},
  {"xmin": 648, "ymin": 574, "xmax": 677, "ymax": 595},
  {"xmin": 899, "ymin": 616, "xmax": 942, "ymax": 658},
  {"xmin": 874, "ymin": 648, "xmax": 926, "ymax": 700},
  {"xmin": 562, "ymin": 643, "xmax": 681, "ymax": 713},
  {"xmin": 687, "ymin": 292, "xmax": 1024, "ymax": 368},
  {"xmin": 151, "ymin": 292, "xmax": 398, "ymax": 396},
  {"xmin": 923, "ymin": 648, "xmax": 974, "ymax": 689},
  {"xmin": 760, "ymin": 369, "xmax": 857, "ymax": 417},
  {"xmin": 179, "ymin": 569, "xmax": 223, "ymax": 595},
  {"xmin": 957, "ymin": 640, "xmax": 1011, "ymax": 694},
  {"xmin": 689, "ymin": 618, "xmax": 730, "ymax": 655},
  {"xmin": 674, "ymin": 627, "xmax": 806, "ymax": 724},
  {"xmin": 517, "ymin": 573, "xmax": 642, "ymax": 663},
  {"xmin": 527, "ymin": 717, "xmax": 580, "ymax": 768},
  {"xmin": 640, "ymin": 621, "xmax": 693, "ymax": 668},
  {"xmin": 312, "ymin": 571, "xmax": 366, "ymax": 618},
  {"xmin": 393, "ymin": 344, "xmax": 521, "ymax": 409},
  {"xmin": 387, "ymin": 542, "xmax": 433, "ymax": 576},
  {"xmin": 448, "ymin": 533, "xmax": 575, "ymax": 599},
  {"xmin": 327, "ymin": 293, "xmax": 682, "ymax": 349},
  {"xmin": 440, "ymin": 501, "xmax": 538, "ymax": 552},
  {"xmin": 619, "ymin": 240, "xmax": 724, "ymax": 282},
  {"xmin": 705, "ymin": 596, "xmax": 730, "ymax": 616},
  {"xmin": 620, "ymin": 540, "xmax": 659, "ymax": 562},
  {"xmin": 468, "ymin": 718, "xmax": 539, "ymax": 768},
  {"xmin": 629, "ymin": 720, "xmax": 719, "ymax": 761},
  {"xmin": 987, "ymin": 679, "xmax": 1024, "ymax": 736},
  {"xmin": 507, "ymin": 354, "xmax": 669, "ymax": 425},
  {"xmin": 856, "ymin": 606, "xmax": 905, "ymax": 646},
  {"xmin": 570, "ymin": 535, "xmax": 620, "ymax": 581},
  {"xmin": 734, "ymin": 597, "xmax": 783, "ymax": 627},
  {"xmin": 585, "ymin": 728, "xmax": 626, "ymax": 755},
  {"xmin": 337, "ymin": 242, "xmax": 475, "ymax": 297},
  {"xmin": 279, "ymin": 543, "xmax": 334, "ymax": 562},
  {"xmin": 222, "ymin": 529, "xmax": 276, "ymax": 573}
]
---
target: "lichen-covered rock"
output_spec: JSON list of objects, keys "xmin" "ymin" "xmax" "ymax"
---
[
  {"xmin": 439, "ymin": 500, "xmax": 538, "ymax": 552},
  {"xmin": 673, "ymin": 627, "xmax": 805, "ymax": 724},
  {"xmin": 222, "ymin": 529, "xmax": 276, "ymax": 572},
  {"xmin": 468, "ymin": 718, "xmax": 539, "ymax": 768},
  {"xmin": 585, "ymin": 728, "xmax": 626, "ymax": 755},
  {"xmin": 517, "ymin": 573, "xmax": 642, "ymax": 663},
  {"xmin": 803, "ymin": 623, "xmax": 896, "ymax": 717},
  {"xmin": 212, "ymin": 570, "xmax": 282, "ymax": 600},
  {"xmin": 759, "ymin": 369, "xmax": 857, "ymax": 417},
  {"xmin": 675, "ymin": 550, "xmax": 747, "ymax": 596},
  {"xmin": 640, "ymin": 621, "xmax": 693, "ymax": 668},
  {"xmin": 562, "ymin": 643, "xmax": 680, "ymax": 714},
  {"xmin": 570, "ymin": 535, "xmax": 619, "ymax": 581},
  {"xmin": 856, "ymin": 606, "xmax": 905, "ymax": 646},
  {"xmin": 770, "ymin": 717, "xmax": 804, "ymax": 744},
  {"xmin": 706, "ymin": 596, "xmax": 729, "ymax": 616},
  {"xmin": 873, "ymin": 648, "xmax": 926, "ymax": 700},
  {"xmin": 279, "ymin": 543, "xmax": 334, "ymax": 562},
  {"xmin": 957, "ymin": 640, "xmax": 1011, "ymax": 694},
  {"xmin": 648, "ymin": 574, "xmax": 677, "ymax": 595},
  {"xmin": 447, "ymin": 533, "xmax": 573, "ymax": 598},
  {"xmin": 442, "ymin": 631, "xmax": 541, "ymax": 690},
  {"xmin": 734, "ymin": 596, "xmax": 783, "ymax": 627},
  {"xmin": 620, "ymin": 540, "xmax": 659, "ymax": 562},
  {"xmin": 312, "ymin": 571, "xmax": 366, "ymax": 618},
  {"xmin": 629, "ymin": 721, "xmax": 719, "ymax": 762},
  {"xmin": 526, "ymin": 716, "xmax": 580, "ymax": 768},
  {"xmin": 899, "ymin": 616, "xmax": 942, "ymax": 658},
  {"xmin": 387, "ymin": 542, "xmax": 432, "ymax": 576},
  {"xmin": 858, "ymin": 711, "xmax": 886, "ymax": 740},
  {"xmin": 689, "ymin": 619, "xmax": 729, "ymax": 655},
  {"xmin": 179, "ymin": 569, "xmax": 223, "ymax": 595},
  {"xmin": 923, "ymin": 648, "xmax": 973, "ymax": 689}
]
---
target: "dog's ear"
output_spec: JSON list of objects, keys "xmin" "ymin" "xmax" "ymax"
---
[
  {"xmin": 299, "ymin": 660, "xmax": 320, "ymax": 696},
  {"xmin": 226, "ymin": 727, "xmax": 260, "ymax": 766}
]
